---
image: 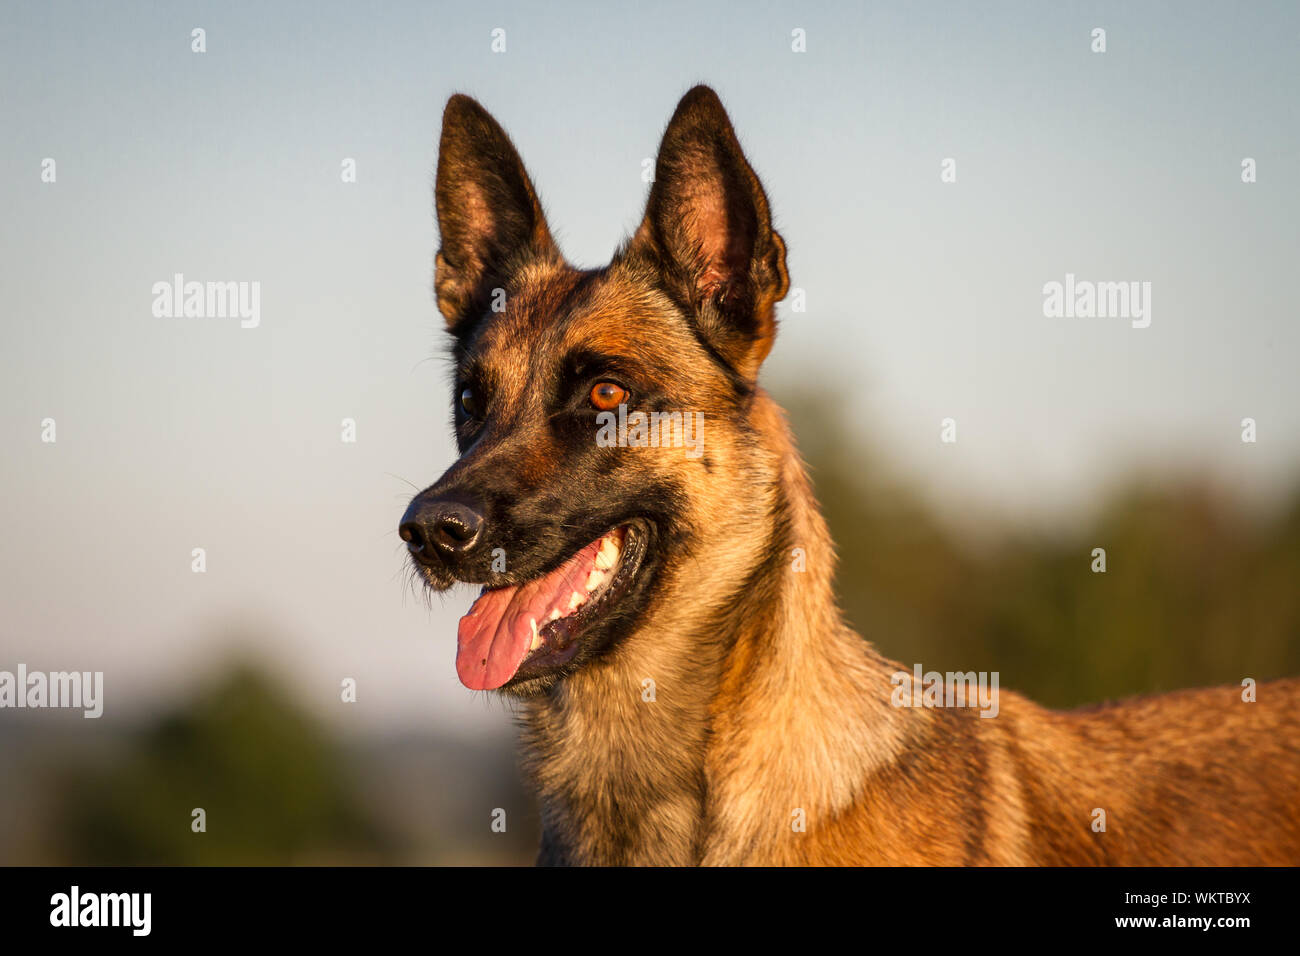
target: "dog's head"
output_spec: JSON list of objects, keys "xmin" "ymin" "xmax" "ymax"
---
[{"xmin": 401, "ymin": 86, "xmax": 789, "ymax": 695}]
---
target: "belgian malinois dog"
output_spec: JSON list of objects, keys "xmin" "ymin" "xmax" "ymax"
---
[{"xmin": 400, "ymin": 85, "xmax": 1300, "ymax": 866}]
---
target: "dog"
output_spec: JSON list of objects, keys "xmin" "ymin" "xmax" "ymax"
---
[{"xmin": 400, "ymin": 85, "xmax": 1300, "ymax": 865}]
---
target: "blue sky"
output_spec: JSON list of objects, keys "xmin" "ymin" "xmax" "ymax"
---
[{"xmin": 2, "ymin": 1, "xmax": 1297, "ymax": 731}]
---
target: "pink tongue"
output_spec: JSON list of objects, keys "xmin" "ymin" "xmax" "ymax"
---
[{"xmin": 455, "ymin": 539, "xmax": 601, "ymax": 690}]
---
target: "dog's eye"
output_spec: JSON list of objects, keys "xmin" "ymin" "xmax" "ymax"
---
[
  {"xmin": 590, "ymin": 382, "xmax": 628, "ymax": 411},
  {"xmin": 459, "ymin": 386, "xmax": 482, "ymax": 419}
]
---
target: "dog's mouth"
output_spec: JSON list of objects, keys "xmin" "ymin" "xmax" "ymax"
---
[{"xmin": 455, "ymin": 524, "xmax": 645, "ymax": 691}]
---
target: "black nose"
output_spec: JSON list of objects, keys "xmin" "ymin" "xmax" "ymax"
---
[{"xmin": 400, "ymin": 497, "xmax": 485, "ymax": 563}]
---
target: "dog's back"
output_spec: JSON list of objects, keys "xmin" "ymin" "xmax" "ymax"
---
[
  {"xmin": 677, "ymin": 392, "xmax": 1300, "ymax": 866},
  {"xmin": 756, "ymin": 679, "xmax": 1300, "ymax": 866}
]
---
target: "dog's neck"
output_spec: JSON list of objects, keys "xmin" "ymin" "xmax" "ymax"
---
[{"xmin": 518, "ymin": 390, "xmax": 907, "ymax": 865}]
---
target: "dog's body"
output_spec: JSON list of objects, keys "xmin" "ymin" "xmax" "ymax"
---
[{"xmin": 403, "ymin": 86, "xmax": 1300, "ymax": 866}]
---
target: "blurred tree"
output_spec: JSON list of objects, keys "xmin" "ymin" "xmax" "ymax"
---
[
  {"xmin": 53, "ymin": 662, "xmax": 395, "ymax": 864},
  {"xmin": 777, "ymin": 387, "xmax": 1300, "ymax": 710},
  {"xmin": 35, "ymin": 389, "xmax": 1300, "ymax": 866}
]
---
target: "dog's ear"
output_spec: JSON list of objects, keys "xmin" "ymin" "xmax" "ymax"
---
[
  {"xmin": 628, "ymin": 85, "xmax": 789, "ymax": 380},
  {"xmin": 434, "ymin": 94, "xmax": 558, "ymax": 329}
]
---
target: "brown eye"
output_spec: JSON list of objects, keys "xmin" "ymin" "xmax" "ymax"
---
[
  {"xmin": 459, "ymin": 386, "xmax": 481, "ymax": 419},
  {"xmin": 590, "ymin": 382, "xmax": 628, "ymax": 411}
]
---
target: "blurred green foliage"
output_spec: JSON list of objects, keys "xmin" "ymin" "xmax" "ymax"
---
[
  {"xmin": 781, "ymin": 390, "xmax": 1300, "ymax": 708},
  {"xmin": 25, "ymin": 388, "xmax": 1300, "ymax": 865},
  {"xmin": 53, "ymin": 664, "xmax": 394, "ymax": 865}
]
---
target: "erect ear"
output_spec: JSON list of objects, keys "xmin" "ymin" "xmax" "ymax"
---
[
  {"xmin": 627, "ymin": 85, "xmax": 789, "ymax": 381},
  {"xmin": 434, "ymin": 94, "xmax": 558, "ymax": 329}
]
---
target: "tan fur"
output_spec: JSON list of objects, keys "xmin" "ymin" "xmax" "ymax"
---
[
  {"xmin": 422, "ymin": 88, "xmax": 1300, "ymax": 867},
  {"xmin": 522, "ymin": 392, "xmax": 1300, "ymax": 865}
]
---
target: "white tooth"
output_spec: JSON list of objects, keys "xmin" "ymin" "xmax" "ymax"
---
[
  {"xmin": 529, "ymin": 633, "xmax": 543, "ymax": 651},
  {"xmin": 595, "ymin": 536, "xmax": 620, "ymax": 570},
  {"xmin": 530, "ymin": 618, "xmax": 538, "ymax": 640},
  {"xmin": 569, "ymin": 590, "xmax": 585, "ymax": 610},
  {"xmin": 547, "ymin": 608, "xmax": 562, "ymax": 622},
  {"xmin": 585, "ymin": 569, "xmax": 607, "ymax": 592}
]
